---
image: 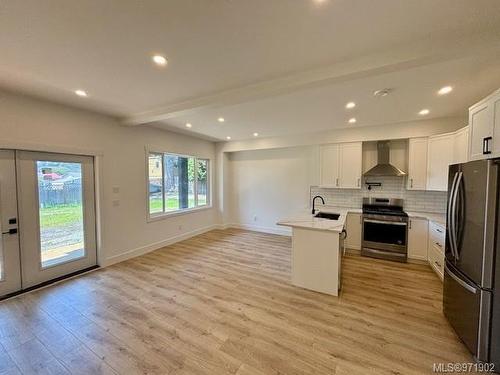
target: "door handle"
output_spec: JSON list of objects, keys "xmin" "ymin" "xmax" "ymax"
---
[
  {"xmin": 1, "ymin": 228, "xmax": 17, "ymax": 235},
  {"xmin": 445, "ymin": 263, "xmax": 477, "ymax": 294},
  {"xmin": 483, "ymin": 136, "xmax": 492, "ymax": 155},
  {"xmin": 447, "ymin": 171, "xmax": 459, "ymax": 260},
  {"xmin": 450, "ymin": 172, "xmax": 462, "ymax": 260}
]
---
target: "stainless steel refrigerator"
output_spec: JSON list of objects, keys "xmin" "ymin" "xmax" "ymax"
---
[{"xmin": 444, "ymin": 159, "xmax": 500, "ymax": 366}]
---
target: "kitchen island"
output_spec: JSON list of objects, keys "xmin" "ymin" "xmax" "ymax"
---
[{"xmin": 277, "ymin": 207, "xmax": 356, "ymax": 296}]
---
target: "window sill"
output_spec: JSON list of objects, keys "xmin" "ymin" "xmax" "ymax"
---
[{"xmin": 147, "ymin": 205, "xmax": 213, "ymax": 222}]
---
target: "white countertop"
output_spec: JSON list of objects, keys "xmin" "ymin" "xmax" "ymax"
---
[
  {"xmin": 277, "ymin": 206, "xmax": 361, "ymax": 233},
  {"xmin": 277, "ymin": 206, "xmax": 446, "ymax": 232}
]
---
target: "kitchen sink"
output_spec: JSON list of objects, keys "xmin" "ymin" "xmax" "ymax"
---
[{"xmin": 314, "ymin": 212, "xmax": 340, "ymax": 220}]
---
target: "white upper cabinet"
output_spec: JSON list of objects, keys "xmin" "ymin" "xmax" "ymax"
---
[
  {"xmin": 453, "ymin": 126, "xmax": 469, "ymax": 164},
  {"xmin": 339, "ymin": 142, "xmax": 362, "ymax": 189},
  {"xmin": 427, "ymin": 133, "xmax": 454, "ymax": 191},
  {"xmin": 407, "ymin": 137, "xmax": 428, "ymax": 190},
  {"xmin": 319, "ymin": 144, "xmax": 340, "ymax": 187},
  {"xmin": 469, "ymin": 89, "xmax": 500, "ymax": 160},
  {"xmin": 319, "ymin": 142, "xmax": 362, "ymax": 189},
  {"xmin": 493, "ymin": 96, "xmax": 500, "ymax": 155}
]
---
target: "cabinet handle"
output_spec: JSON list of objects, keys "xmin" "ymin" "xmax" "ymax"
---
[
  {"xmin": 434, "ymin": 260, "xmax": 442, "ymax": 268},
  {"xmin": 336, "ymin": 178, "xmax": 339, "ymax": 187},
  {"xmin": 435, "ymin": 242, "xmax": 442, "ymax": 248},
  {"xmin": 357, "ymin": 178, "xmax": 360, "ymax": 187},
  {"xmin": 483, "ymin": 136, "xmax": 492, "ymax": 155},
  {"xmin": 436, "ymin": 228, "xmax": 443, "ymax": 233},
  {"xmin": 410, "ymin": 178, "xmax": 413, "ymax": 188},
  {"xmin": 409, "ymin": 220, "xmax": 412, "ymax": 229}
]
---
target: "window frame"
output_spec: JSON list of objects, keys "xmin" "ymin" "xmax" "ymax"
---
[{"xmin": 146, "ymin": 148, "xmax": 212, "ymax": 221}]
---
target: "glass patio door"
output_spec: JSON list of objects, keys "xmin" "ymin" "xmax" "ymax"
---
[
  {"xmin": 16, "ymin": 151, "xmax": 97, "ymax": 289},
  {"xmin": 0, "ymin": 150, "xmax": 22, "ymax": 297}
]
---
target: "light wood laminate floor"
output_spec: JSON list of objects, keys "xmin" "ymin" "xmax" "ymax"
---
[{"xmin": 0, "ymin": 229, "xmax": 472, "ymax": 374}]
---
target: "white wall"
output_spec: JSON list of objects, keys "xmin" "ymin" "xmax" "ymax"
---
[
  {"xmin": 227, "ymin": 146, "xmax": 317, "ymax": 234},
  {"xmin": 0, "ymin": 89, "xmax": 219, "ymax": 265},
  {"xmin": 224, "ymin": 118, "xmax": 465, "ymax": 232}
]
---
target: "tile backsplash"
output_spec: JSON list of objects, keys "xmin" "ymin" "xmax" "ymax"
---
[{"xmin": 310, "ymin": 176, "xmax": 447, "ymax": 213}]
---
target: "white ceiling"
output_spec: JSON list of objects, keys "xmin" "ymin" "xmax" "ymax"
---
[{"xmin": 1, "ymin": 0, "xmax": 500, "ymax": 140}]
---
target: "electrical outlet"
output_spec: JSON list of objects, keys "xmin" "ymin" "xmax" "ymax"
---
[{"xmin": 112, "ymin": 200, "xmax": 120, "ymax": 207}]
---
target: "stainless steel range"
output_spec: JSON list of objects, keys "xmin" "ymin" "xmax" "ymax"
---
[{"xmin": 361, "ymin": 197, "xmax": 408, "ymax": 262}]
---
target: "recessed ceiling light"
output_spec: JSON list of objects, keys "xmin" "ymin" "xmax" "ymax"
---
[
  {"xmin": 185, "ymin": 123, "xmax": 192, "ymax": 128},
  {"xmin": 419, "ymin": 109, "xmax": 430, "ymax": 116},
  {"xmin": 348, "ymin": 118, "xmax": 357, "ymax": 124},
  {"xmin": 152, "ymin": 54, "xmax": 167, "ymax": 66},
  {"xmin": 218, "ymin": 117, "xmax": 225, "ymax": 123},
  {"xmin": 438, "ymin": 86, "xmax": 453, "ymax": 95},
  {"xmin": 346, "ymin": 102, "xmax": 356, "ymax": 109},
  {"xmin": 373, "ymin": 88, "xmax": 391, "ymax": 97},
  {"xmin": 226, "ymin": 136, "xmax": 231, "ymax": 140},
  {"xmin": 253, "ymin": 132, "xmax": 259, "ymax": 137},
  {"xmin": 74, "ymin": 89, "xmax": 88, "ymax": 97}
]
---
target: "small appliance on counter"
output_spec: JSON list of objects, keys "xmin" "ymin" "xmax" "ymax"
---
[{"xmin": 361, "ymin": 197, "xmax": 408, "ymax": 262}]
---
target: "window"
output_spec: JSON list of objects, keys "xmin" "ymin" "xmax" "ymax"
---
[{"xmin": 148, "ymin": 152, "xmax": 210, "ymax": 217}]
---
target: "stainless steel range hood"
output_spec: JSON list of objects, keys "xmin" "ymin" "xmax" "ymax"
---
[{"xmin": 363, "ymin": 141, "xmax": 406, "ymax": 177}]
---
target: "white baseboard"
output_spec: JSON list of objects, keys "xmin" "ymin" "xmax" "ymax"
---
[
  {"xmin": 102, "ymin": 224, "xmax": 224, "ymax": 267},
  {"xmin": 225, "ymin": 223, "xmax": 292, "ymax": 236}
]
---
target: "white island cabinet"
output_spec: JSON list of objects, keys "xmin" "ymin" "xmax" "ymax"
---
[
  {"xmin": 277, "ymin": 208, "xmax": 352, "ymax": 296},
  {"xmin": 291, "ymin": 227, "xmax": 342, "ymax": 295}
]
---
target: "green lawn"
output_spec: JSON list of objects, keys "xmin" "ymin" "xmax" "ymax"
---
[
  {"xmin": 39, "ymin": 196, "xmax": 208, "ymax": 228},
  {"xmin": 150, "ymin": 195, "xmax": 207, "ymax": 213},
  {"xmin": 150, "ymin": 197, "xmax": 194, "ymax": 212},
  {"xmin": 39, "ymin": 204, "xmax": 83, "ymax": 228}
]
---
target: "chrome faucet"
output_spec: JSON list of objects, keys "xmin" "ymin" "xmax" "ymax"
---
[{"xmin": 312, "ymin": 195, "xmax": 325, "ymax": 215}]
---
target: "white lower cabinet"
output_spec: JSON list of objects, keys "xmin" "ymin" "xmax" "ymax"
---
[
  {"xmin": 407, "ymin": 218, "xmax": 429, "ymax": 260},
  {"xmin": 345, "ymin": 213, "xmax": 362, "ymax": 250},
  {"xmin": 407, "ymin": 218, "xmax": 445, "ymax": 280},
  {"xmin": 428, "ymin": 221, "xmax": 445, "ymax": 280}
]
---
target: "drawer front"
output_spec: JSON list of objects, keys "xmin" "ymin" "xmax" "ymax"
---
[
  {"xmin": 428, "ymin": 244, "xmax": 445, "ymax": 280},
  {"xmin": 429, "ymin": 221, "xmax": 445, "ymax": 250}
]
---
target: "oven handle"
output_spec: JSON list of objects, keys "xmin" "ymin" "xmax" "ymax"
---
[{"xmin": 363, "ymin": 219, "xmax": 407, "ymax": 226}]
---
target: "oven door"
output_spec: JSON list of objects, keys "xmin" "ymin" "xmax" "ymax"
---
[{"xmin": 362, "ymin": 217, "xmax": 408, "ymax": 253}]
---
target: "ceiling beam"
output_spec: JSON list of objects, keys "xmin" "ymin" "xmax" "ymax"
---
[{"xmin": 123, "ymin": 33, "xmax": 500, "ymax": 126}]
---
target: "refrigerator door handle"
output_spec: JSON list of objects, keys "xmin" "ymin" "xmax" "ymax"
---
[
  {"xmin": 450, "ymin": 172, "xmax": 463, "ymax": 260},
  {"xmin": 447, "ymin": 171, "xmax": 459, "ymax": 260},
  {"xmin": 445, "ymin": 263, "xmax": 477, "ymax": 294}
]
